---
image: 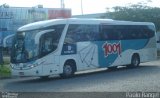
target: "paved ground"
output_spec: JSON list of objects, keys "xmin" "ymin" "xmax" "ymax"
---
[{"xmin": 0, "ymin": 60, "xmax": 160, "ymax": 92}]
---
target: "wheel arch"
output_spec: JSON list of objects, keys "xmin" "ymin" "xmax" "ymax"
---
[
  {"xmin": 131, "ymin": 52, "xmax": 140, "ymax": 65},
  {"xmin": 132, "ymin": 53, "xmax": 140, "ymax": 60},
  {"xmin": 64, "ymin": 59, "xmax": 77, "ymax": 72}
]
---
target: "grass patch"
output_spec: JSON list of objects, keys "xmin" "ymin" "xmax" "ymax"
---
[
  {"xmin": 0, "ymin": 64, "xmax": 11, "ymax": 78},
  {"xmin": 0, "ymin": 57, "xmax": 11, "ymax": 78}
]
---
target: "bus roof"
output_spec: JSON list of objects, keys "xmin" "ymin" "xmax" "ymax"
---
[{"xmin": 18, "ymin": 18, "xmax": 155, "ymax": 31}]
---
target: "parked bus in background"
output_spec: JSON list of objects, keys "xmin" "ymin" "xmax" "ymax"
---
[{"xmin": 10, "ymin": 18, "xmax": 157, "ymax": 78}]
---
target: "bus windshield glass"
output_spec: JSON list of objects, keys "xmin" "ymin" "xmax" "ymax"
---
[
  {"xmin": 11, "ymin": 24, "xmax": 65, "ymax": 63},
  {"xmin": 12, "ymin": 30, "xmax": 39, "ymax": 63}
]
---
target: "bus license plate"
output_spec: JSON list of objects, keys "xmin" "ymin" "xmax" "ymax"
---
[{"xmin": 19, "ymin": 72, "xmax": 24, "ymax": 76}]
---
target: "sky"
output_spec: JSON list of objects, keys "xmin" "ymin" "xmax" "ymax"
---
[{"xmin": 0, "ymin": 0, "xmax": 160, "ymax": 15}]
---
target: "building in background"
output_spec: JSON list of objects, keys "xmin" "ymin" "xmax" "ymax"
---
[{"xmin": 0, "ymin": 6, "xmax": 71, "ymax": 49}]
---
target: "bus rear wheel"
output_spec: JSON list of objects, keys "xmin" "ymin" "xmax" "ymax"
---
[
  {"xmin": 128, "ymin": 54, "xmax": 140, "ymax": 68},
  {"xmin": 60, "ymin": 61, "xmax": 75, "ymax": 78}
]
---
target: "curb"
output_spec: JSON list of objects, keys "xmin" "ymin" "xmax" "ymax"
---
[
  {"xmin": 0, "ymin": 76, "xmax": 21, "ymax": 80},
  {"xmin": 0, "ymin": 75, "xmax": 12, "ymax": 79}
]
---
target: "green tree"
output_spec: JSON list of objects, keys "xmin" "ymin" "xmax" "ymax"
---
[{"xmin": 103, "ymin": 3, "xmax": 160, "ymax": 31}]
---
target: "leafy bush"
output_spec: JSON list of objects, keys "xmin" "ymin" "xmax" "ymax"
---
[{"xmin": 0, "ymin": 64, "xmax": 11, "ymax": 77}]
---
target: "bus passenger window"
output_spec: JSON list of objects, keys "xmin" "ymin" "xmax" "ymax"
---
[
  {"xmin": 64, "ymin": 31, "xmax": 76, "ymax": 44},
  {"xmin": 40, "ymin": 32, "xmax": 57, "ymax": 57},
  {"xmin": 117, "ymin": 32, "xmax": 123, "ymax": 40}
]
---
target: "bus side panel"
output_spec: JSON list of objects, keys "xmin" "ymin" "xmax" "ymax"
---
[
  {"xmin": 76, "ymin": 42, "xmax": 99, "ymax": 70},
  {"xmin": 41, "ymin": 54, "xmax": 60, "ymax": 76},
  {"xmin": 60, "ymin": 42, "xmax": 99, "ymax": 72},
  {"xmin": 94, "ymin": 40, "xmax": 122, "ymax": 67},
  {"xmin": 59, "ymin": 38, "xmax": 155, "ymax": 72},
  {"xmin": 94, "ymin": 39, "xmax": 149, "ymax": 67},
  {"xmin": 140, "ymin": 36, "xmax": 157, "ymax": 62}
]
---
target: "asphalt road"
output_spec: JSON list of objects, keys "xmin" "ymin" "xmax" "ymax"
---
[{"xmin": 0, "ymin": 60, "xmax": 160, "ymax": 92}]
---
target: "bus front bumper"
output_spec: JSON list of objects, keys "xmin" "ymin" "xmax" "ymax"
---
[{"xmin": 11, "ymin": 65, "xmax": 43, "ymax": 77}]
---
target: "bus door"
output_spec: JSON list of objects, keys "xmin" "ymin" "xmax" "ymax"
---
[{"xmin": 39, "ymin": 30, "xmax": 60, "ymax": 75}]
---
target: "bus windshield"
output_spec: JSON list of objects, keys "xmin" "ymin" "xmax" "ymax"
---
[
  {"xmin": 11, "ymin": 24, "xmax": 65, "ymax": 63},
  {"xmin": 12, "ymin": 30, "xmax": 39, "ymax": 63}
]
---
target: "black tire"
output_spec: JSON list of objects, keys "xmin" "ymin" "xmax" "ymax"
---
[
  {"xmin": 108, "ymin": 66, "xmax": 117, "ymax": 70},
  {"xmin": 60, "ymin": 62, "xmax": 75, "ymax": 78},
  {"xmin": 128, "ymin": 54, "xmax": 140, "ymax": 68},
  {"xmin": 40, "ymin": 76, "xmax": 49, "ymax": 79}
]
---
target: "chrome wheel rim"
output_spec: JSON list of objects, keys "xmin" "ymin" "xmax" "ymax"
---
[
  {"xmin": 64, "ymin": 65, "xmax": 72, "ymax": 75},
  {"xmin": 133, "ymin": 58, "xmax": 139, "ymax": 66}
]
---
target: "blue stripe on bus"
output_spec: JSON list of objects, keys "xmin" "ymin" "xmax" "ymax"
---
[{"xmin": 94, "ymin": 39, "xmax": 149, "ymax": 67}]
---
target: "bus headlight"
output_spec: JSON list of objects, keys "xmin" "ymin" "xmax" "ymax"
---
[
  {"xmin": 29, "ymin": 63, "xmax": 38, "ymax": 68},
  {"xmin": 11, "ymin": 63, "xmax": 39, "ymax": 69}
]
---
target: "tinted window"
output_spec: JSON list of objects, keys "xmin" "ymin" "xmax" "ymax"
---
[
  {"xmin": 39, "ymin": 25, "xmax": 65, "ymax": 57},
  {"xmin": 65, "ymin": 24, "xmax": 99, "ymax": 42},
  {"xmin": 101, "ymin": 25, "xmax": 124, "ymax": 40},
  {"xmin": 100, "ymin": 25, "xmax": 155, "ymax": 40}
]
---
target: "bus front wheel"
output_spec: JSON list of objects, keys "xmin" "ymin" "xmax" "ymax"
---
[{"xmin": 60, "ymin": 61, "xmax": 76, "ymax": 78}]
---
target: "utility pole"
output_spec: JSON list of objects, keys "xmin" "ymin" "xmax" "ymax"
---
[
  {"xmin": 61, "ymin": 0, "xmax": 65, "ymax": 8},
  {"xmin": 81, "ymin": 0, "xmax": 83, "ymax": 15}
]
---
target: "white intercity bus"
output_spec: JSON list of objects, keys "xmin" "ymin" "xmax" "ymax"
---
[{"xmin": 11, "ymin": 18, "xmax": 157, "ymax": 78}]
